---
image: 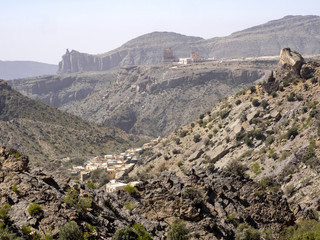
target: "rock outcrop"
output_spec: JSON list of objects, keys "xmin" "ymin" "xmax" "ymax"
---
[
  {"xmin": 0, "ymin": 147, "xmax": 295, "ymax": 239},
  {"xmin": 274, "ymin": 48, "xmax": 305, "ymax": 80}
]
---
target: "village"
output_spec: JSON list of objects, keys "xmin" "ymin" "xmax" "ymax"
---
[{"xmin": 70, "ymin": 137, "xmax": 161, "ymax": 192}]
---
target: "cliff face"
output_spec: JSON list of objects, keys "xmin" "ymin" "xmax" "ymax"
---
[
  {"xmin": 58, "ymin": 15, "xmax": 320, "ymax": 74},
  {"xmin": 11, "ymin": 59, "xmax": 276, "ymax": 137}
]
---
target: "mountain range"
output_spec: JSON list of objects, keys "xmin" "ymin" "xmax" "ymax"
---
[
  {"xmin": 58, "ymin": 15, "xmax": 320, "ymax": 73},
  {"xmin": 0, "ymin": 61, "xmax": 57, "ymax": 80}
]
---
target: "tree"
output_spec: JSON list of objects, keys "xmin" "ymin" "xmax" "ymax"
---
[{"xmin": 58, "ymin": 221, "xmax": 84, "ymax": 240}]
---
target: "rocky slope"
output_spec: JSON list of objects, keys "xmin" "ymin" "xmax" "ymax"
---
[
  {"xmin": 9, "ymin": 59, "xmax": 276, "ymax": 137},
  {"xmin": 0, "ymin": 60, "xmax": 57, "ymax": 80},
  {"xmin": 0, "ymin": 147, "xmax": 294, "ymax": 239},
  {"xmin": 58, "ymin": 15, "xmax": 320, "ymax": 73},
  {"xmin": 128, "ymin": 48, "xmax": 320, "ymax": 222},
  {"xmin": 0, "ymin": 80, "xmax": 144, "ymax": 164}
]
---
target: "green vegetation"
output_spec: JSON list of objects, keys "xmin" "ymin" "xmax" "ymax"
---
[
  {"xmin": 179, "ymin": 130, "xmax": 188, "ymax": 138},
  {"xmin": 225, "ymin": 159, "xmax": 247, "ymax": 177},
  {"xmin": 27, "ymin": 202, "xmax": 42, "ymax": 216},
  {"xmin": 193, "ymin": 134, "xmax": 201, "ymax": 143},
  {"xmin": 124, "ymin": 201, "xmax": 136, "ymax": 212},
  {"xmin": 58, "ymin": 221, "xmax": 84, "ymax": 240},
  {"xmin": 167, "ymin": 219, "xmax": 188, "ymax": 240},
  {"xmin": 280, "ymin": 220, "xmax": 320, "ymax": 240},
  {"xmin": 12, "ymin": 185, "xmax": 18, "ymax": 193},
  {"xmin": 285, "ymin": 126, "xmax": 299, "ymax": 139},
  {"xmin": 124, "ymin": 185, "xmax": 137, "ymax": 195},
  {"xmin": 62, "ymin": 189, "xmax": 92, "ymax": 211},
  {"xmin": 261, "ymin": 99, "xmax": 269, "ymax": 109},
  {"xmin": 251, "ymin": 162, "xmax": 262, "ymax": 175},
  {"xmin": 235, "ymin": 223, "xmax": 261, "ymax": 240},
  {"xmin": 219, "ymin": 109, "xmax": 230, "ymax": 119},
  {"xmin": 302, "ymin": 140, "xmax": 319, "ymax": 167},
  {"xmin": 114, "ymin": 223, "xmax": 152, "ymax": 240},
  {"xmin": 87, "ymin": 181, "xmax": 97, "ymax": 189},
  {"xmin": 250, "ymin": 86, "xmax": 256, "ymax": 94},
  {"xmin": 0, "ymin": 81, "xmax": 145, "ymax": 164},
  {"xmin": 252, "ymin": 99, "xmax": 260, "ymax": 107},
  {"xmin": 0, "ymin": 203, "xmax": 11, "ymax": 225},
  {"xmin": 235, "ymin": 99, "xmax": 242, "ymax": 105}
]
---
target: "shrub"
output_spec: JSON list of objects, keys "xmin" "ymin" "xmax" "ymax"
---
[
  {"xmin": 309, "ymin": 109, "xmax": 319, "ymax": 118},
  {"xmin": 280, "ymin": 220, "xmax": 320, "ymax": 240},
  {"xmin": 58, "ymin": 221, "xmax": 84, "ymax": 240},
  {"xmin": 271, "ymin": 91, "xmax": 278, "ymax": 98},
  {"xmin": 132, "ymin": 223, "xmax": 152, "ymax": 240},
  {"xmin": 302, "ymin": 141, "xmax": 319, "ymax": 167},
  {"xmin": 287, "ymin": 92, "xmax": 296, "ymax": 102},
  {"xmin": 174, "ymin": 138, "xmax": 181, "ymax": 145},
  {"xmin": 285, "ymin": 127, "xmax": 298, "ymax": 139},
  {"xmin": 219, "ymin": 109, "xmax": 230, "ymax": 119},
  {"xmin": 199, "ymin": 114, "xmax": 205, "ymax": 120},
  {"xmin": 179, "ymin": 130, "xmax": 188, "ymax": 138},
  {"xmin": 77, "ymin": 197, "xmax": 92, "ymax": 211},
  {"xmin": 182, "ymin": 187, "xmax": 203, "ymax": 206},
  {"xmin": 250, "ymin": 86, "xmax": 256, "ymax": 94},
  {"xmin": 225, "ymin": 159, "xmax": 247, "ymax": 177},
  {"xmin": 124, "ymin": 201, "xmax": 136, "ymax": 212},
  {"xmin": 63, "ymin": 189, "xmax": 79, "ymax": 207},
  {"xmin": 235, "ymin": 99, "xmax": 242, "ymax": 105},
  {"xmin": 0, "ymin": 203, "xmax": 11, "ymax": 224},
  {"xmin": 311, "ymin": 77, "xmax": 318, "ymax": 84},
  {"xmin": 251, "ymin": 162, "xmax": 262, "ymax": 175},
  {"xmin": 252, "ymin": 99, "xmax": 260, "ymax": 107},
  {"xmin": 114, "ymin": 224, "xmax": 152, "ymax": 240},
  {"xmin": 12, "ymin": 185, "xmax": 18, "ymax": 193},
  {"xmin": 124, "ymin": 185, "xmax": 136, "ymax": 195},
  {"xmin": 28, "ymin": 203, "xmax": 42, "ymax": 216},
  {"xmin": 193, "ymin": 134, "xmax": 201, "ymax": 143},
  {"xmin": 167, "ymin": 219, "xmax": 188, "ymax": 240},
  {"xmin": 261, "ymin": 100, "xmax": 269, "ymax": 109},
  {"xmin": 172, "ymin": 149, "xmax": 180, "ymax": 155},
  {"xmin": 190, "ymin": 123, "xmax": 195, "ymax": 128},
  {"xmin": 208, "ymin": 133, "xmax": 213, "ymax": 139},
  {"xmin": 235, "ymin": 223, "xmax": 261, "ymax": 240},
  {"xmin": 87, "ymin": 181, "xmax": 97, "ymax": 189},
  {"xmin": 265, "ymin": 135, "xmax": 274, "ymax": 145},
  {"xmin": 0, "ymin": 227, "xmax": 22, "ymax": 240}
]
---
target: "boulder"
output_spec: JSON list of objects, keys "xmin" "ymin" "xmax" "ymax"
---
[{"xmin": 274, "ymin": 48, "xmax": 305, "ymax": 81}]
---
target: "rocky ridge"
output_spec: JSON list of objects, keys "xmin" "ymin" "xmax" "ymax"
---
[
  {"xmin": 9, "ymin": 59, "xmax": 276, "ymax": 137},
  {"xmin": 58, "ymin": 15, "xmax": 320, "ymax": 74},
  {"xmin": 128, "ymin": 48, "xmax": 320, "ymax": 222},
  {"xmin": 0, "ymin": 147, "xmax": 294, "ymax": 239}
]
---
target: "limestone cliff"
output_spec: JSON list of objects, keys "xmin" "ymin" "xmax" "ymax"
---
[{"xmin": 58, "ymin": 15, "xmax": 320, "ymax": 74}]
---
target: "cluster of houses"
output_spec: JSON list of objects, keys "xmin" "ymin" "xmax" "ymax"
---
[{"xmin": 70, "ymin": 137, "xmax": 161, "ymax": 192}]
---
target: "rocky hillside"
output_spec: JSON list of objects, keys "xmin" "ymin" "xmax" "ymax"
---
[
  {"xmin": 58, "ymin": 15, "xmax": 320, "ymax": 73},
  {"xmin": 0, "ymin": 147, "xmax": 294, "ymax": 239},
  {"xmin": 0, "ymin": 60, "xmax": 57, "ymax": 80},
  {"xmin": 9, "ymin": 59, "xmax": 276, "ymax": 137},
  {"xmin": 128, "ymin": 48, "xmax": 320, "ymax": 224},
  {"xmin": 0, "ymin": 80, "xmax": 144, "ymax": 164}
]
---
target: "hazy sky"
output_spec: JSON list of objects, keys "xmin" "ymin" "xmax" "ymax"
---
[{"xmin": 1, "ymin": 0, "xmax": 320, "ymax": 64}]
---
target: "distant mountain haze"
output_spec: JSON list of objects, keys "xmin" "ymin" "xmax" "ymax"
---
[
  {"xmin": 0, "ymin": 61, "xmax": 58, "ymax": 80},
  {"xmin": 59, "ymin": 15, "xmax": 320, "ymax": 73}
]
